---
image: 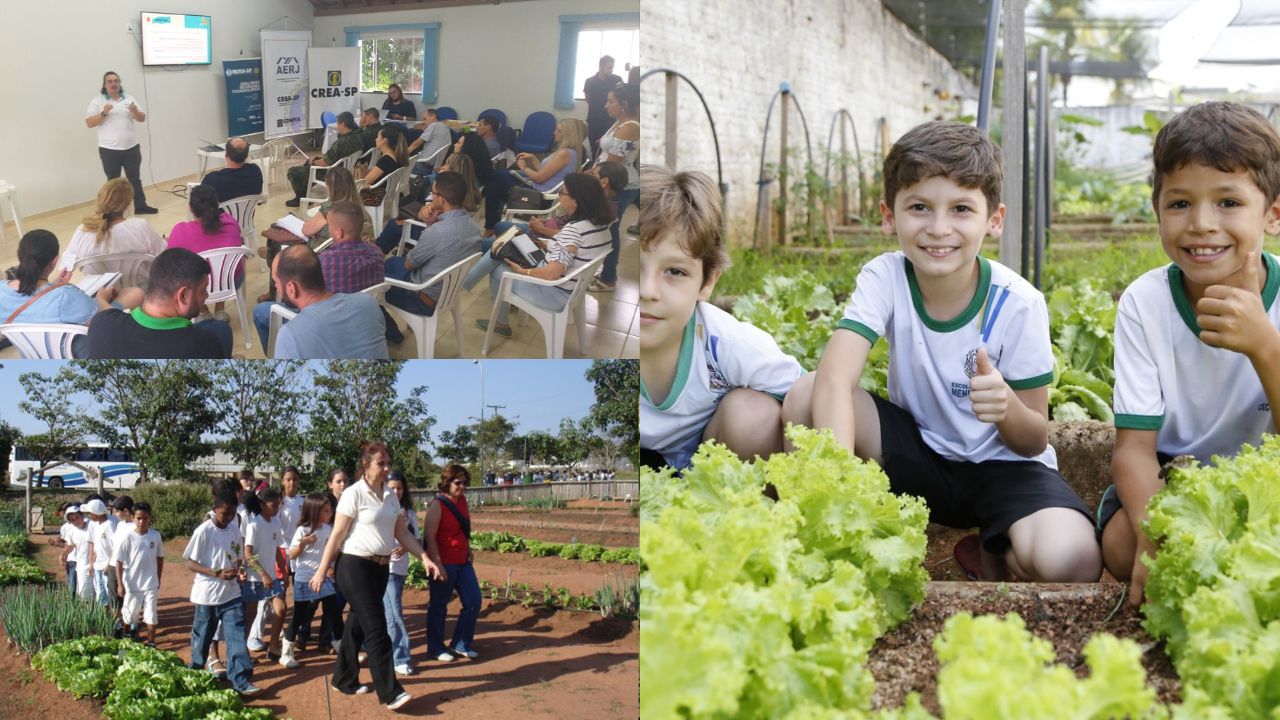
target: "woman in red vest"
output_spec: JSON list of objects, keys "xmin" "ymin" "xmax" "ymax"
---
[{"xmin": 424, "ymin": 464, "xmax": 482, "ymax": 662}]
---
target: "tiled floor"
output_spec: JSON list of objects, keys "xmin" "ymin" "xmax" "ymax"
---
[{"xmin": 0, "ymin": 163, "xmax": 639, "ymax": 359}]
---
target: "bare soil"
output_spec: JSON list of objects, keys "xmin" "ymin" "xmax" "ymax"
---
[
  {"xmin": 14, "ymin": 533, "xmax": 637, "ymax": 719},
  {"xmin": 471, "ymin": 506, "xmax": 639, "ymax": 548},
  {"xmin": 869, "ymin": 582, "xmax": 1181, "ymax": 715}
]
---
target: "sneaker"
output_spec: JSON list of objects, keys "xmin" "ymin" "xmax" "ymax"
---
[
  {"xmin": 237, "ymin": 684, "xmax": 263, "ymax": 696},
  {"xmin": 394, "ymin": 664, "xmax": 414, "ymax": 676},
  {"xmin": 435, "ymin": 651, "xmax": 455, "ymax": 662},
  {"xmin": 588, "ymin": 278, "xmax": 615, "ymax": 293},
  {"xmin": 953, "ymin": 533, "xmax": 983, "ymax": 581},
  {"xmin": 135, "ymin": 206, "xmax": 159, "ymax": 215},
  {"xmin": 388, "ymin": 692, "xmax": 413, "ymax": 711},
  {"xmin": 451, "ymin": 647, "xmax": 479, "ymax": 659},
  {"xmin": 285, "ymin": 197, "xmax": 301, "ymax": 208},
  {"xmin": 475, "ymin": 319, "xmax": 512, "ymax": 338},
  {"xmin": 358, "ymin": 651, "xmax": 368, "ymax": 664},
  {"xmin": 332, "ymin": 683, "xmax": 371, "ymax": 695},
  {"xmin": 247, "ymin": 638, "xmax": 266, "ymax": 652}
]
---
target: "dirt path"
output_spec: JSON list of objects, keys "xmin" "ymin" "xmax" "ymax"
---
[{"xmin": 19, "ymin": 533, "xmax": 638, "ymax": 719}]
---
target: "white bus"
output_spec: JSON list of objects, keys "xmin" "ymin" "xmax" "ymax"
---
[{"xmin": 8, "ymin": 444, "xmax": 143, "ymax": 490}]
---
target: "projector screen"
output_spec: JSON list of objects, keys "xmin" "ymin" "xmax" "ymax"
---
[{"xmin": 141, "ymin": 12, "xmax": 212, "ymax": 66}]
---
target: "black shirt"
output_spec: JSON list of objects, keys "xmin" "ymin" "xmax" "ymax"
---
[
  {"xmin": 382, "ymin": 98, "xmax": 417, "ymax": 120},
  {"xmin": 200, "ymin": 164, "xmax": 264, "ymax": 204},
  {"xmin": 583, "ymin": 73, "xmax": 622, "ymax": 125},
  {"xmin": 85, "ymin": 308, "xmax": 229, "ymax": 359}
]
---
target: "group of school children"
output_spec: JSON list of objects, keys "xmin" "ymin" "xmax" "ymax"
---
[{"xmin": 639, "ymin": 100, "xmax": 1280, "ymax": 604}]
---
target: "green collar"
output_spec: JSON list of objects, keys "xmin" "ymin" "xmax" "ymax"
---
[
  {"xmin": 640, "ymin": 313, "xmax": 696, "ymax": 410},
  {"xmin": 1169, "ymin": 252, "xmax": 1280, "ymax": 337},
  {"xmin": 130, "ymin": 307, "xmax": 192, "ymax": 330},
  {"xmin": 904, "ymin": 256, "xmax": 992, "ymax": 333}
]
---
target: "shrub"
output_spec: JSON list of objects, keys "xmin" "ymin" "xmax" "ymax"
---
[
  {"xmin": 1, "ymin": 584, "xmax": 116, "ymax": 654},
  {"xmin": 0, "ymin": 556, "xmax": 47, "ymax": 585},
  {"xmin": 129, "ymin": 482, "xmax": 214, "ymax": 540},
  {"xmin": 0, "ymin": 533, "xmax": 28, "ymax": 557}
]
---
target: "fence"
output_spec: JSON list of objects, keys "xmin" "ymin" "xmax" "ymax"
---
[{"xmin": 411, "ymin": 480, "xmax": 639, "ymax": 506}]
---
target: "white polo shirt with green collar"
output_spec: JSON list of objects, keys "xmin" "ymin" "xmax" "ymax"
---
[
  {"xmin": 837, "ymin": 252, "xmax": 1058, "ymax": 467},
  {"xmin": 639, "ymin": 301, "xmax": 803, "ymax": 469},
  {"xmin": 1113, "ymin": 253, "xmax": 1280, "ymax": 461}
]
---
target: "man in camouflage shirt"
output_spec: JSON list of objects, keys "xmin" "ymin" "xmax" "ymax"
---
[{"xmin": 286, "ymin": 111, "xmax": 363, "ymax": 207}]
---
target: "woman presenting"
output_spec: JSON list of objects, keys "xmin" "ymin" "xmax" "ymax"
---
[
  {"xmin": 84, "ymin": 71, "xmax": 157, "ymax": 214},
  {"xmin": 311, "ymin": 442, "xmax": 443, "ymax": 711}
]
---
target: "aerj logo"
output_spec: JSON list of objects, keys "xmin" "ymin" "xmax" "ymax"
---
[{"xmin": 328, "ymin": 71, "xmax": 342, "ymax": 87}]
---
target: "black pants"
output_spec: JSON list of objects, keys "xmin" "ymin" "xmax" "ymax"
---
[
  {"xmin": 333, "ymin": 554, "xmax": 402, "ymax": 703},
  {"xmin": 287, "ymin": 594, "xmax": 342, "ymax": 643},
  {"xmin": 98, "ymin": 145, "xmax": 149, "ymax": 209}
]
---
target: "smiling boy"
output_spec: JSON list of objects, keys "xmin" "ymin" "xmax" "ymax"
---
[
  {"xmin": 638, "ymin": 165, "xmax": 803, "ymax": 470},
  {"xmin": 783, "ymin": 121, "xmax": 1101, "ymax": 583},
  {"xmin": 1098, "ymin": 101, "xmax": 1280, "ymax": 604}
]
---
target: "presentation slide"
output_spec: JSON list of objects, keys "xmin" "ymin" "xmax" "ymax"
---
[{"xmin": 141, "ymin": 12, "xmax": 212, "ymax": 65}]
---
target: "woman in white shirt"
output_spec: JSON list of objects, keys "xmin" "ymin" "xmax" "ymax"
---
[
  {"xmin": 312, "ymin": 441, "xmax": 443, "ymax": 711},
  {"xmin": 60, "ymin": 178, "xmax": 165, "ymax": 289}
]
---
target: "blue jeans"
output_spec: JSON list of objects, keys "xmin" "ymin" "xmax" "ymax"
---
[
  {"xmin": 426, "ymin": 561, "xmax": 481, "ymax": 655},
  {"xmin": 383, "ymin": 573, "xmax": 411, "ymax": 667},
  {"xmin": 599, "ymin": 187, "xmax": 639, "ymax": 284},
  {"xmin": 93, "ymin": 568, "xmax": 111, "ymax": 607},
  {"xmin": 483, "ymin": 169, "xmax": 523, "ymax": 230},
  {"xmin": 377, "ymin": 219, "xmax": 421, "ymax": 255},
  {"xmin": 487, "ymin": 259, "xmax": 568, "ymax": 325},
  {"xmin": 384, "ymin": 255, "xmax": 438, "ymax": 317},
  {"xmin": 253, "ymin": 300, "xmax": 297, "ymax": 350},
  {"xmin": 195, "ymin": 318, "xmax": 234, "ymax": 357},
  {"xmin": 190, "ymin": 598, "xmax": 253, "ymax": 692},
  {"xmin": 65, "ymin": 560, "xmax": 76, "ymax": 595}
]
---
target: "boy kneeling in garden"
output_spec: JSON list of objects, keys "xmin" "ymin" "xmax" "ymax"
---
[
  {"xmin": 638, "ymin": 164, "xmax": 804, "ymax": 471},
  {"xmin": 1098, "ymin": 101, "xmax": 1280, "ymax": 604},
  {"xmin": 783, "ymin": 121, "xmax": 1101, "ymax": 583},
  {"xmin": 113, "ymin": 502, "xmax": 163, "ymax": 646}
]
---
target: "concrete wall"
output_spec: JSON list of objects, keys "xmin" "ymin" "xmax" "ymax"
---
[
  {"xmin": 312, "ymin": 0, "xmax": 639, "ymax": 128},
  {"xmin": 0, "ymin": 0, "xmax": 317, "ymax": 217},
  {"xmin": 641, "ymin": 0, "xmax": 975, "ymax": 237}
]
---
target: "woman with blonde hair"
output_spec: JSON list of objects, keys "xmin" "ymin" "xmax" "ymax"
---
[
  {"xmin": 481, "ymin": 118, "xmax": 582, "ymax": 236},
  {"xmin": 443, "ymin": 151, "xmax": 480, "ymax": 213},
  {"xmin": 59, "ymin": 178, "xmax": 165, "ymax": 278}
]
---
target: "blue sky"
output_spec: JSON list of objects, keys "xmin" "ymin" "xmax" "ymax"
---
[{"xmin": 0, "ymin": 360, "xmax": 603, "ymax": 452}]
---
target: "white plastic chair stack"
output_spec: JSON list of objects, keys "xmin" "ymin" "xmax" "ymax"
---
[
  {"xmin": 481, "ymin": 251, "xmax": 611, "ymax": 359},
  {"xmin": 259, "ymin": 138, "xmax": 295, "ymax": 190},
  {"xmin": 384, "ymin": 253, "xmax": 481, "ymax": 359},
  {"xmin": 0, "ymin": 323, "xmax": 87, "ymax": 359},
  {"xmin": 73, "ymin": 252, "xmax": 155, "ymax": 290},
  {"xmin": 198, "ymin": 246, "xmax": 254, "ymax": 349}
]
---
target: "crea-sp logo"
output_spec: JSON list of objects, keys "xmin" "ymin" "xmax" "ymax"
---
[{"xmin": 327, "ymin": 70, "xmax": 342, "ymax": 87}]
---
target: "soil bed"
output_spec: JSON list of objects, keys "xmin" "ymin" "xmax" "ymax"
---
[
  {"xmin": 869, "ymin": 582, "xmax": 1181, "ymax": 715},
  {"xmin": 470, "ymin": 507, "xmax": 639, "ymax": 548}
]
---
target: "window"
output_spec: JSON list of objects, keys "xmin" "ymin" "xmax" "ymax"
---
[
  {"xmin": 573, "ymin": 27, "xmax": 640, "ymax": 101},
  {"xmin": 358, "ymin": 33, "xmax": 424, "ymax": 94}
]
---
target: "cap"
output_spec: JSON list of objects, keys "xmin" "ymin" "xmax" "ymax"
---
[
  {"xmin": 82, "ymin": 499, "xmax": 108, "ymax": 516},
  {"xmin": 66, "ymin": 505, "xmax": 81, "ymax": 514}
]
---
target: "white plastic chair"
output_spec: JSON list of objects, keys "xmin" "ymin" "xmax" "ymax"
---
[
  {"xmin": 481, "ymin": 250, "xmax": 611, "ymax": 359},
  {"xmin": 384, "ymin": 253, "xmax": 481, "ymax": 359},
  {"xmin": 198, "ymin": 246, "xmax": 253, "ymax": 349},
  {"xmin": 409, "ymin": 144, "xmax": 449, "ymax": 169},
  {"xmin": 361, "ymin": 167, "xmax": 409, "ymax": 230},
  {"xmin": 258, "ymin": 137, "xmax": 295, "ymax": 190},
  {"xmin": 73, "ymin": 251, "xmax": 155, "ymax": 290},
  {"xmin": 0, "ymin": 323, "xmax": 87, "ymax": 359},
  {"xmin": 267, "ymin": 282, "xmax": 389, "ymax": 358},
  {"xmin": 219, "ymin": 194, "xmax": 266, "ymax": 271},
  {"xmin": 0, "ymin": 179, "xmax": 24, "ymax": 244},
  {"xmin": 309, "ymin": 150, "xmax": 362, "ymax": 195}
]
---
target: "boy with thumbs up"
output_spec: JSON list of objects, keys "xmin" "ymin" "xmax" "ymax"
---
[
  {"xmin": 1098, "ymin": 101, "xmax": 1280, "ymax": 605},
  {"xmin": 783, "ymin": 121, "xmax": 1101, "ymax": 583}
]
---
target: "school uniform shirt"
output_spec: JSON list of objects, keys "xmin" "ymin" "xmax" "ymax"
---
[
  {"xmin": 69, "ymin": 522, "xmax": 92, "ymax": 567},
  {"xmin": 60, "ymin": 523, "xmax": 80, "ymax": 559},
  {"xmin": 91, "ymin": 518, "xmax": 114, "ymax": 572},
  {"xmin": 244, "ymin": 514, "xmax": 284, "ymax": 580},
  {"xmin": 111, "ymin": 519, "xmax": 135, "ymax": 564},
  {"xmin": 337, "ymin": 479, "xmax": 402, "ymax": 558},
  {"xmin": 1113, "ymin": 254, "xmax": 1280, "ymax": 461},
  {"xmin": 838, "ymin": 252, "xmax": 1058, "ymax": 467},
  {"xmin": 389, "ymin": 509, "xmax": 419, "ymax": 577},
  {"xmin": 115, "ymin": 528, "xmax": 163, "ymax": 593},
  {"xmin": 640, "ymin": 301, "xmax": 804, "ymax": 468},
  {"xmin": 87, "ymin": 93, "xmax": 143, "ymax": 150},
  {"xmin": 279, "ymin": 494, "xmax": 305, "ymax": 561},
  {"xmin": 183, "ymin": 519, "xmax": 244, "ymax": 606},
  {"xmin": 291, "ymin": 524, "xmax": 332, "ymax": 586}
]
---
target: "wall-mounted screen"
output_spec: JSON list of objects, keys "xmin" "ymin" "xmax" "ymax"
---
[{"xmin": 141, "ymin": 12, "xmax": 212, "ymax": 66}]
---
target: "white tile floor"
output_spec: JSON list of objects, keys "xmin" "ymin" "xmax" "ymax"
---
[{"xmin": 0, "ymin": 163, "xmax": 638, "ymax": 359}]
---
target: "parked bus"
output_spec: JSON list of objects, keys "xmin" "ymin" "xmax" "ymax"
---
[{"xmin": 8, "ymin": 444, "xmax": 142, "ymax": 490}]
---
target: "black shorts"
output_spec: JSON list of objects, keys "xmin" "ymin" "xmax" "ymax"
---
[
  {"xmin": 872, "ymin": 394, "xmax": 1092, "ymax": 554},
  {"xmin": 1094, "ymin": 452, "xmax": 1173, "ymax": 541}
]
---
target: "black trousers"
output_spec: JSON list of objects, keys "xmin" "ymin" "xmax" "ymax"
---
[
  {"xmin": 333, "ymin": 554, "xmax": 403, "ymax": 703},
  {"xmin": 98, "ymin": 145, "xmax": 149, "ymax": 209}
]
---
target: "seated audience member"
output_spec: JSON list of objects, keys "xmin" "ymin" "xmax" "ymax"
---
[
  {"xmin": 384, "ymin": 172, "xmax": 483, "ymax": 324},
  {"xmin": 374, "ymin": 150, "xmax": 480, "ymax": 255},
  {"xmin": 473, "ymin": 173, "xmax": 612, "ymax": 339},
  {"xmin": 255, "ymin": 200, "xmax": 384, "ymax": 347},
  {"xmin": 286, "ymin": 112, "xmax": 363, "ymax": 208},
  {"xmin": 168, "ymin": 186, "xmax": 246, "ymax": 288},
  {"xmin": 382, "ymin": 83, "xmax": 417, "ymax": 121},
  {"xmin": 357, "ymin": 108, "xmax": 384, "ymax": 152},
  {"xmin": 269, "ymin": 241, "xmax": 389, "ymax": 360},
  {"xmin": 482, "ymin": 119, "xmax": 582, "ymax": 237},
  {"xmin": 476, "ymin": 116, "xmax": 503, "ymax": 158},
  {"xmin": 60, "ymin": 178, "xmax": 165, "ymax": 281},
  {"xmin": 490, "ymin": 161, "xmax": 626, "ymax": 246},
  {"xmin": 200, "ymin": 137, "xmax": 263, "ymax": 203},
  {"xmin": 85, "ymin": 247, "xmax": 232, "ymax": 358},
  {"xmin": 450, "ymin": 133, "xmax": 495, "ymax": 190},
  {"xmin": 357, "ymin": 125, "xmax": 409, "ymax": 205},
  {"xmin": 406, "ymin": 108, "xmax": 452, "ymax": 170},
  {"xmin": 0, "ymin": 229, "xmax": 141, "ymax": 356}
]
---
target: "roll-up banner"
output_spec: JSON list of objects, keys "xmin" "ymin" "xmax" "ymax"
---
[
  {"xmin": 307, "ymin": 47, "xmax": 361, "ymax": 128},
  {"xmin": 261, "ymin": 30, "xmax": 312, "ymax": 139},
  {"xmin": 222, "ymin": 58, "xmax": 263, "ymax": 137}
]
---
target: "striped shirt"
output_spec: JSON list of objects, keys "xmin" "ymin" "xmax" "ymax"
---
[
  {"xmin": 320, "ymin": 239, "xmax": 384, "ymax": 294},
  {"xmin": 545, "ymin": 220, "xmax": 611, "ymax": 294}
]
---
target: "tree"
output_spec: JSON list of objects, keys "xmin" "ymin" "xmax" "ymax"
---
[
  {"xmin": 435, "ymin": 424, "xmax": 479, "ymax": 465},
  {"xmin": 210, "ymin": 362, "xmax": 311, "ymax": 477},
  {"xmin": 309, "ymin": 361, "xmax": 436, "ymax": 482},
  {"xmin": 473, "ymin": 414, "xmax": 517, "ymax": 474},
  {"xmin": 17, "ymin": 370, "xmax": 89, "ymax": 487},
  {"xmin": 585, "ymin": 360, "xmax": 639, "ymax": 465},
  {"xmin": 0, "ymin": 420, "xmax": 20, "ymax": 488},
  {"xmin": 63, "ymin": 361, "xmax": 218, "ymax": 482},
  {"xmin": 516, "ymin": 430, "xmax": 560, "ymax": 466},
  {"xmin": 556, "ymin": 417, "xmax": 598, "ymax": 470}
]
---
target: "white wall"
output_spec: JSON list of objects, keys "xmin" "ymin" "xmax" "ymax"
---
[
  {"xmin": 312, "ymin": 0, "xmax": 638, "ymax": 128},
  {"xmin": 0, "ymin": 0, "xmax": 315, "ymax": 217},
  {"xmin": 641, "ymin": 0, "xmax": 975, "ymax": 233}
]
